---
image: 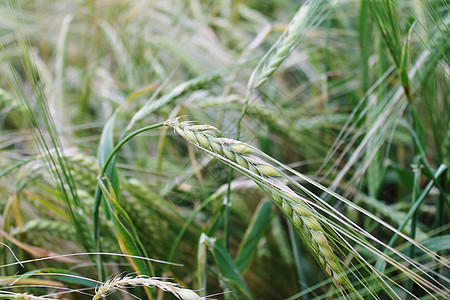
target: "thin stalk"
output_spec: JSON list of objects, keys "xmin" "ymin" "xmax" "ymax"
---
[
  {"xmin": 225, "ymin": 85, "xmax": 255, "ymax": 249},
  {"xmin": 224, "ymin": 91, "xmax": 254, "ymax": 249},
  {"xmin": 406, "ymin": 156, "xmax": 421, "ymax": 300},
  {"xmin": 0, "ymin": 158, "xmax": 36, "ymax": 179},
  {"xmin": 435, "ymin": 168, "xmax": 447, "ymax": 232},
  {"xmin": 163, "ymin": 194, "xmax": 219, "ymax": 275},
  {"xmin": 99, "ymin": 123, "xmax": 164, "ymax": 175},
  {"xmin": 224, "ymin": 170, "xmax": 233, "ymax": 250},
  {"xmin": 100, "ymin": 122, "xmax": 165, "ymax": 181},
  {"xmin": 375, "ymin": 164, "xmax": 447, "ymax": 273},
  {"xmin": 388, "ymin": 164, "xmax": 447, "ymax": 246},
  {"xmin": 401, "ymin": 121, "xmax": 449, "ymax": 207}
]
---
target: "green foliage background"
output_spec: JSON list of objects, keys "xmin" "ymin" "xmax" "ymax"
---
[{"xmin": 0, "ymin": 0, "xmax": 448, "ymax": 299}]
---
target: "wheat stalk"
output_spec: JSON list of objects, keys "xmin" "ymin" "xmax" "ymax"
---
[
  {"xmin": 165, "ymin": 118, "xmax": 352, "ymax": 293},
  {"xmin": 93, "ymin": 275, "xmax": 204, "ymax": 300}
]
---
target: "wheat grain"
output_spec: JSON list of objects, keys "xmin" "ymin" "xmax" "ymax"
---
[
  {"xmin": 165, "ymin": 118, "xmax": 351, "ymax": 291},
  {"xmin": 93, "ymin": 275, "xmax": 204, "ymax": 300}
]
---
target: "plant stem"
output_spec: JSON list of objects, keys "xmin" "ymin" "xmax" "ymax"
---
[
  {"xmin": 100, "ymin": 122, "xmax": 166, "ymax": 175},
  {"xmin": 406, "ymin": 156, "xmax": 421, "ymax": 299}
]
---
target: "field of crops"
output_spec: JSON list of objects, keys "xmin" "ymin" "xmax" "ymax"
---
[{"xmin": 0, "ymin": 0, "xmax": 448, "ymax": 299}]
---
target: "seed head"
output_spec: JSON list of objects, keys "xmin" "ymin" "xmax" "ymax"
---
[{"xmin": 165, "ymin": 119, "xmax": 350, "ymax": 293}]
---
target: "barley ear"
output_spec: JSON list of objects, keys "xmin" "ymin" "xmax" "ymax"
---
[
  {"xmin": 254, "ymin": 3, "xmax": 310, "ymax": 88},
  {"xmin": 165, "ymin": 119, "xmax": 354, "ymax": 295},
  {"xmin": 93, "ymin": 275, "xmax": 204, "ymax": 300}
]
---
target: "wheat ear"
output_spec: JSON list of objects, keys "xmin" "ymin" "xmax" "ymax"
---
[
  {"xmin": 254, "ymin": 3, "xmax": 310, "ymax": 88},
  {"xmin": 2, "ymin": 293, "xmax": 54, "ymax": 300},
  {"xmin": 165, "ymin": 118, "xmax": 351, "ymax": 292},
  {"xmin": 93, "ymin": 275, "xmax": 204, "ymax": 300}
]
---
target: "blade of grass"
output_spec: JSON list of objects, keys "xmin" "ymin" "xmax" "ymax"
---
[
  {"xmin": 203, "ymin": 234, "xmax": 253, "ymax": 299},
  {"xmin": 97, "ymin": 175, "xmax": 154, "ymax": 299},
  {"xmin": 235, "ymin": 200, "xmax": 273, "ymax": 273}
]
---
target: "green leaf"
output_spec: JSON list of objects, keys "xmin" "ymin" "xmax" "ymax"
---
[
  {"xmin": 400, "ymin": 22, "xmax": 415, "ymax": 101},
  {"xmin": 98, "ymin": 114, "xmax": 120, "ymax": 199},
  {"xmin": 94, "ymin": 114, "xmax": 119, "ymax": 251},
  {"xmin": 204, "ymin": 235, "xmax": 253, "ymax": 299},
  {"xmin": 236, "ymin": 201, "xmax": 273, "ymax": 272},
  {"xmin": 359, "ymin": 0, "xmax": 373, "ymax": 91},
  {"xmin": 93, "ymin": 121, "xmax": 165, "ymax": 259},
  {"xmin": 206, "ymin": 203, "xmax": 225, "ymax": 236},
  {"xmin": 389, "ymin": 162, "xmax": 414, "ymax": 190},
  {"xmin": 97, "ymin": 176, "xmax": 153, "ymax": 300},
  {"xmin": 97, "ymin": 176, "xmax": 152, "ymax": 275}
]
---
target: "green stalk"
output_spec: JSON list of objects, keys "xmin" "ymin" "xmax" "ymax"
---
[
  {"xmin": 406, "ymin": 156, "xmax": 421, "ymax": 299},
  {"xmin": 435, "ymin": 168, "xmax": 447, "ymax": 232},
  {"xmin": 99, "ymin": 123, "xmax": 164, "ymax": 176},
  {"xmin": 0, "ymin": 158, "xmax": 36, "ymax": 179},
  {"xmin": 375, "ymin": 164, "xmax": 448, "ymax": 272}
]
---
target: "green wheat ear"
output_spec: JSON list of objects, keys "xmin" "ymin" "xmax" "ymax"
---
[{"xmin": 165, "ymin": 118, "xmax": 355, "ymax": 296}]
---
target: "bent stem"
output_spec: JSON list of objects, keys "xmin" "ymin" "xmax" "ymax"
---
[{"xmin": 100, "ymin": 122, "xmax": 166, "ymax": 176}]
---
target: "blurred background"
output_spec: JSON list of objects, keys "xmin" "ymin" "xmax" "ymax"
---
[{"xmin": 0, "ymin": 0, "xmax": 448, "ymax": 299}]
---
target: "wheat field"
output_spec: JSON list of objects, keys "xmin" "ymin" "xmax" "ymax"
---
[{"xmin": 0, "ymin": 0, "xmax": 448, "ymax": 299}]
